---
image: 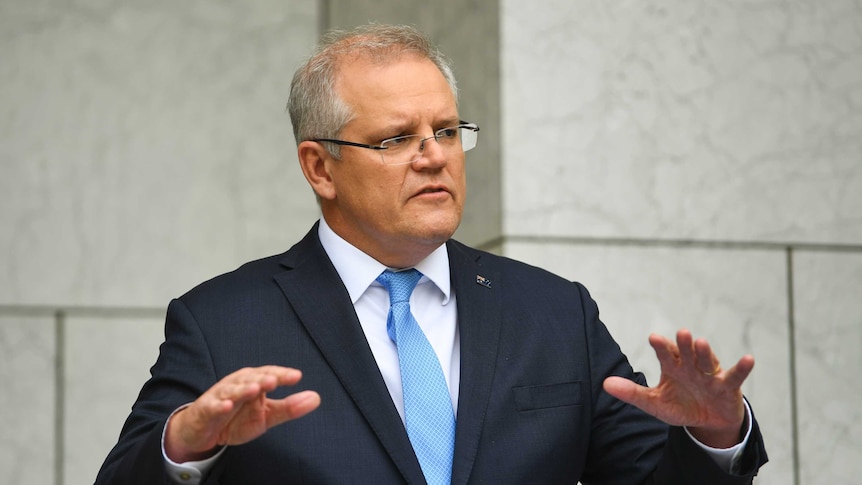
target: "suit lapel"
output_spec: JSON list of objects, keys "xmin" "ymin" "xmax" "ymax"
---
[
  {"xmin": 447, "ymin": 241, "xmax": 502, "ymax": 485},
  {"xmin": 273, "ymin": 225, "xmax": 426, "ymax": 484}
]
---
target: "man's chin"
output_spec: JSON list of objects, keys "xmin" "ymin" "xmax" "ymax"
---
[{"xmin": 416, "ymin": 214, "xmax": 461, "ymax": 242}]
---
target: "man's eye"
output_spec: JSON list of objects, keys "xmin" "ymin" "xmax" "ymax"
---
[
  {"xmin": 437, "ymin": 128, "xmax": 458, "ymax": 139},
  {"xmin": 383, "ymin": 135, "xmax": 412, "ymax": 147}
]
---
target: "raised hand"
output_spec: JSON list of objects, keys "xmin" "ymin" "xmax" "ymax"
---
[
  {"xmin": 603, "ymin": 329, "xmax": 754, "ymax": 448},
  {"xmin": 165, "ymin": 366, "xmax": 321, "ymax": 462}
]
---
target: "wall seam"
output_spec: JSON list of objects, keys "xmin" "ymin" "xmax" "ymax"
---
[
  {"xmin": 501, "ymin": 234, "xmax": 862, "ymax": 253},
  {"xmin": 54, "ymin": 310, "xmax": 65, "ymax": 485},
  {"xmin": 786, "ymin": 248, "xmax": 800, "ymax": 485},
  {"xmin": 0, "ymin": 306, "xmax": 164, "ymax": 319}
]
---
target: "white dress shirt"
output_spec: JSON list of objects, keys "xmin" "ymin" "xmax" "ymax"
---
[
  {"xmin": 317, "ymin": 217, "xmax": 461, "ymax": 420},
  {"xmin": 163, "ymin": 218, "xmax": 749, "ymax": 483}
]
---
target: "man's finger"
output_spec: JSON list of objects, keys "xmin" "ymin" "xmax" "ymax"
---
[
  {"xmin": 648, "ymin": 333, "xmax": 680, "ymax": 369},
  {"xmin": 603, "ymin": 377, "xmax": 651, "ymax": 407},
  {"xmin": 724, "ymin": 355, "xmax": 755, "ymax": 389},
  {"xmin": 265, "ymin": 390, "xmax": 322, "ymax": 429},
  {"xmin": 211, "ymin": 367, "xmax": 303, "ymax": 404},
  {"xmin": 676, "ymin": 329, "xmax": 696, "ymax": 365},
  {"xmin": 693, "ymin": 338, "xmax": 721, "ymax": 376}
]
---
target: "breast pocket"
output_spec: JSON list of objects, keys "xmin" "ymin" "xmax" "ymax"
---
[{"xmin": 512, "ymin": 381, "xmax": 582, "ymax": 412}]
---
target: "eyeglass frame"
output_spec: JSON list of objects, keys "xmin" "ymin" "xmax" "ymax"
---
[{"xmin": 309, "ymin": 121, "xmax": 479, "ymax": 165}]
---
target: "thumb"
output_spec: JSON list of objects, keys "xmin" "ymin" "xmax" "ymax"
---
[
  {"xmin": 265, "ymin": 390, "xmax": 322, "ymax": 429},
  {"xmin": 603, "ymin": 376, "xmax": 648, "ymax": 407}
]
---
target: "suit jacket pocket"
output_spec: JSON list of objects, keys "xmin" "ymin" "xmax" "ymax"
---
[{"xmin": 512, "ymin": 381, "xmax": 582, "ymax": 412}]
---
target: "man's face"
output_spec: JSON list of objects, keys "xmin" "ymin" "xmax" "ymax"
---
[{"xmin": 318, "ymin": 56, "xmax": 466, "ymax": 267}]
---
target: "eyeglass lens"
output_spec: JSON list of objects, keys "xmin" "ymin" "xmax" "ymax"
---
[{"xmin": 380, "ymin": 125, "xmax": 478, "ymax": 165}]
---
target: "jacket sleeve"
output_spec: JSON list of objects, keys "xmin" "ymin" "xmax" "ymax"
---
[
  {"xmin": 575, "ymin": 282, "xmax": 768, "ymax": 485},
  {"xmin": 95, "ymin": 299, "xmax": 219, "ymax": 485}
]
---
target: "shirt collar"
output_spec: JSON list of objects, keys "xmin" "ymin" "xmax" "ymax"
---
[{"xmin": 317, "ymin": 218, "xmax": 452, "ymax": 305}]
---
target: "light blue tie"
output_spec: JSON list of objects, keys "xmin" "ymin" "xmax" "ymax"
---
[{"xmin": 377, "ymin": 269, "xmax": 455, "ymax": 485}]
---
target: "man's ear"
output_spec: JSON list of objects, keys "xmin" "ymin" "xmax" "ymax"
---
[{"xmin": 297, "ymin": 141, "xmax": 337, "ymax": 201}]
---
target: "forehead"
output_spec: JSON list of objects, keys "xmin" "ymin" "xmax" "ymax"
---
[{"xmin": 334, "ymin": 56, "xmax": 458, "ymax": 128}]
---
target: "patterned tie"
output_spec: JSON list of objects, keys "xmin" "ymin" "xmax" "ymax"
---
[{"xmin": 377, "ymin": 269, "xmax": 455, "ymax": 485}]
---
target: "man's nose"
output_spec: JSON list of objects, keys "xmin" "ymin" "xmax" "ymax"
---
[{"xmin": 414, "ymin": 135, "xmax": 447, "ymax": 167}]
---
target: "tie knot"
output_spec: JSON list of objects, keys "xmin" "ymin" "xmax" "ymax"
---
[{"xmin": 377, "ymin": 269, "xmax": 422, "ymax": 304}]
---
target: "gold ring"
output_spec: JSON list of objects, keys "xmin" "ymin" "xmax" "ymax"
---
[{"xmin": 702, "ymin": 364, "xmax": 721, "ymax": 376}]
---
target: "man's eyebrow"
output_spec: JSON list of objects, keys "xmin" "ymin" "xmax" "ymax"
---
[
  {"xmin": 437, "ymin": 117, "xmax": 461, "ymax": 127},
  {"xmin": 369, "ymin": 122, "xmax": 410, "ymax": 139},
  {"xmin": 368, "ymin": 116, "xmax": 461, "ymax": 138}
]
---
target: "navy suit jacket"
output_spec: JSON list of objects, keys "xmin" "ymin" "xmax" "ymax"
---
[{"xmin": 96, "ymin": 223, "xmax": 767, "ymax": 484}]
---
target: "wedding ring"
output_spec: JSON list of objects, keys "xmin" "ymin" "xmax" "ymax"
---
[{"xmin": 701, "ymin": 364, "xmax": 721, "ymax": 376}]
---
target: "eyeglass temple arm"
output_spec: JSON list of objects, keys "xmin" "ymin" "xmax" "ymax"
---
[
  {"xmin": 459, "ymin": 121, "xmax": 480, "ymax": 132},
  {"xmin": 310, "ymin": 139, "xmax": 388, "ymax": 150}
]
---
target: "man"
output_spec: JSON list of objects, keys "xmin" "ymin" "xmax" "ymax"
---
[{"xmin": 96, "ymin": 24, "xmax": 767, "ymax": 484}]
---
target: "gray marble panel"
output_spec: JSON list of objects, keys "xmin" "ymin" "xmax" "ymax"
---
[
  {"xmin": 64, "ymin": 315, "xmax": 165, "ymax": 484},
  {"xmin": 0, "ymin": 0, "xmax": 320, "ymax": 307},
  {"xmin": 0, "ymin": 316, "xmax": 55, "ymax": 485},
  {"xmin": 794, "ymin": 251, "xmax": 862, "ymax": 484},
  {"xmin": 501, "ymin": 0, "xmax": 862, "ymax": 245},
  {"xmin": 504, "ymin": 241, "xmax": 792, "ymax": 484}
]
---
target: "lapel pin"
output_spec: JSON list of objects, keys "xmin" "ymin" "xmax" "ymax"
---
[{"xmin": 476, "ymin": 275, "xmax": 492, "ymax": 288}]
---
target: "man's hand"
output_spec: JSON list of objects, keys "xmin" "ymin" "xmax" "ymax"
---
[
  {"xmin": 603, "ymin": 329, "xmax": 754, "ymax": 449},
  {"xmin": 164, "ymin": 366, "xmax": 321, "ymax": 463}
]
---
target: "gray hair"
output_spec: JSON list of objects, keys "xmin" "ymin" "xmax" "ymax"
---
[{"xmin": 287, "ymin": 24, "xmax": 459, "ymax": 158}]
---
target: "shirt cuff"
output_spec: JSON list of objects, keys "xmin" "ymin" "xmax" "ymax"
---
[
  {"xmin": 161, "ymin": 404, "xmax": 226, "ymax": 484},
  {"xmin": 683, "ymin": 398, "xmax": 753, "ymax": 473}
]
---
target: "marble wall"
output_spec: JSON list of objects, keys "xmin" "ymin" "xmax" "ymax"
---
[
  {"xmin": 502, "ymin": 0, "xmax": 862, "ymax": 245},
  {"xmin": 794, "ymin": 251, "xmax": 862, "ymax": 484},
  {"xmin": 1, "ymin": 0, "xmax": 321, "ymax": 309},
  {"xmin": 0, "ymin": 314, "xmax": 55, "ymax": 484},
  {"xmin": 1, "ymin": 0, "xmax": 859, "ymax": 484}
]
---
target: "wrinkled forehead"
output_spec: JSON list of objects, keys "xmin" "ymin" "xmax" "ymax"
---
[
  {"xmin": 336, "ymin": 55, "xmax": 452, "ymax": 100},
  {"xmin": 334, "ymin": 56, "xmax": 458, "ymax": 132}
]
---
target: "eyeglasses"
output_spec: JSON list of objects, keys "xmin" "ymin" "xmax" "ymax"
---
[{"xmin": 310, "ymin": 121, "xmax": 479, "ymax": 166}]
